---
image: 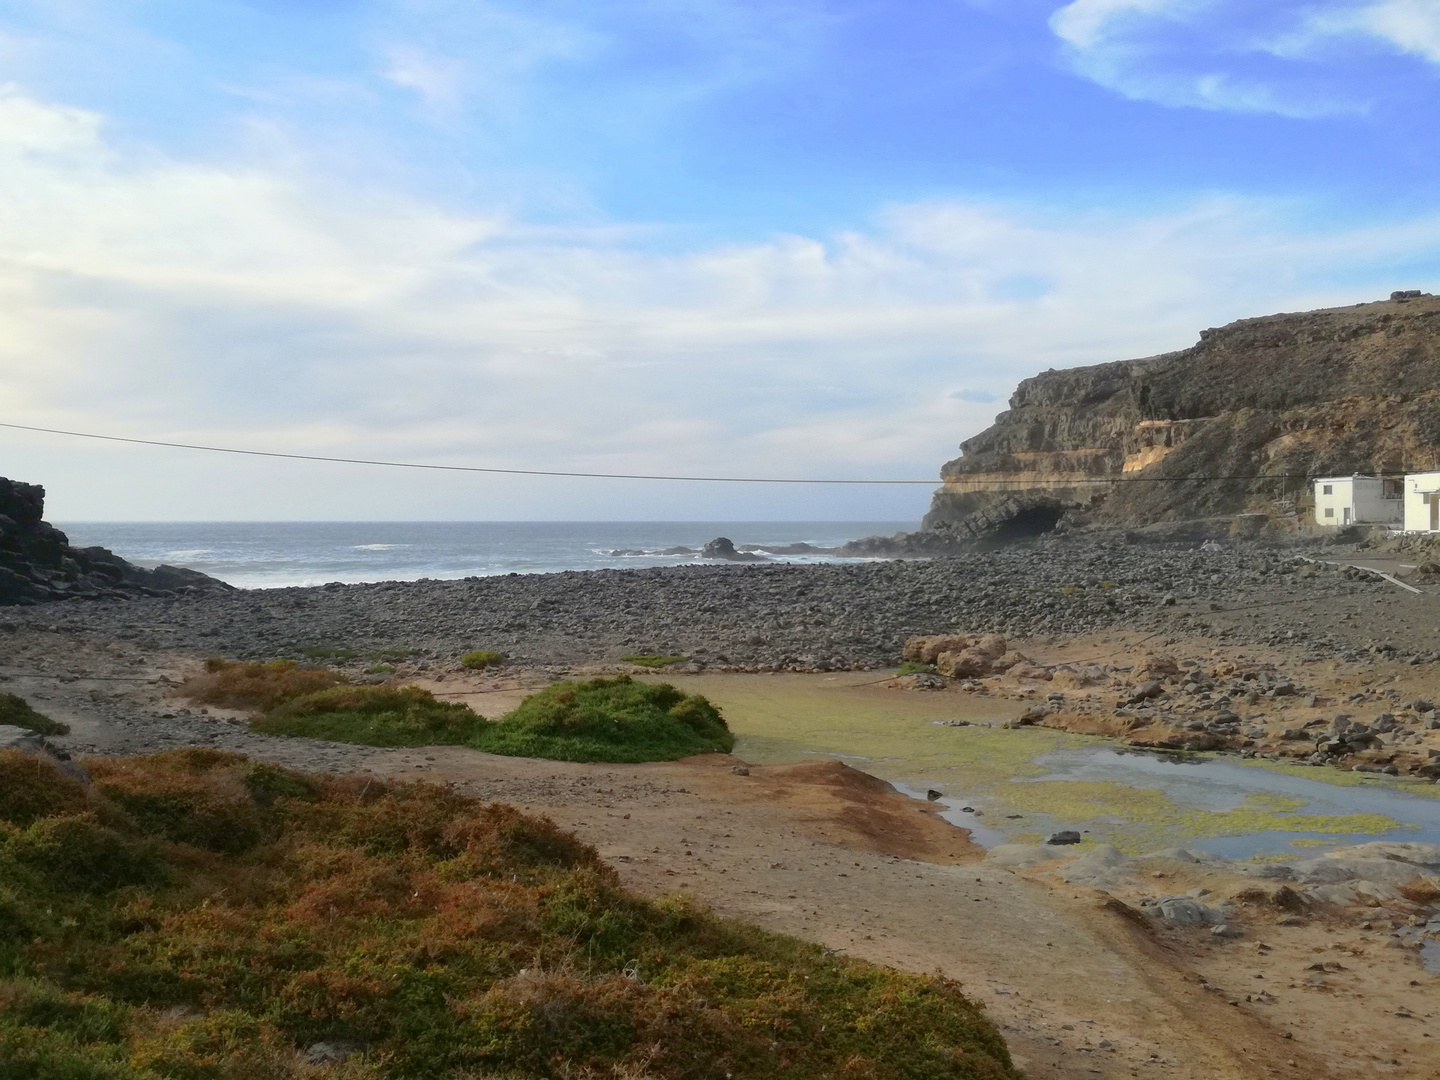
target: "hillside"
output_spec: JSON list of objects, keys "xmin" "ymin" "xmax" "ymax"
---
[{"xmin": 923, "ymin": 291, "xmax": 1440, "ymax": 538}]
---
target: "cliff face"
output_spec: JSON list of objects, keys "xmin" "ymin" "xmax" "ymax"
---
[
  {"xmin": 925, "ymin": 293, "xmax": 1440, "ymax": 534},
  {"xmin": 0, "ymin": 476, "xmax": 233, "ymax": 604}
]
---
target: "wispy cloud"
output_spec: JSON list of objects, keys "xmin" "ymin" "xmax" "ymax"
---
[{"xmin": 1049, "ymin": 0, "xmax": 1440, "ymax": 116}]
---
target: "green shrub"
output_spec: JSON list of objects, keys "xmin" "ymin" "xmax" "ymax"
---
[
  {"xmin": 251, "ymin": 686, "xmax": 488, "ymax": 748},
  {"xmin": 0, "ymin": 751, "xmax": 91, "ymax": 827},
  {"xmin": 180, "ymin": 660, "xmax": 344, "ymax": 713},
  {"xmin": 0, "ymin": 693, "xmax": 70, "ymax": 737},
  {"xmin": 896, "ymin": 661, "xmax": 937, "ymax": 676},
  {"xmin": 472, "ymin": 676, "xmax": 733, "ymax": 763},
  {"xmin": 86, "ymin": 751, "xmax": 265, "ymax": 855},
  {"xmin": 0, "ymin": 750, "xmax": 1019, "ymax": 1080},
  {"xmin": 9, "ymin": 816, "xmax": 160, "ymax": 893},
  {"xmin": 364, "ymin": 663, "xmax": 395, "ymax": 675},
  {"xmin": 459, "ymin": 649, "xmax": 504, "ymax": 670},
  {"xmin": 620, "ymin": 654, "xmax": 685, "ymax": 668}
]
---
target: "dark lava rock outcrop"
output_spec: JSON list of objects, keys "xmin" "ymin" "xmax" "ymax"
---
[
  {"xmin": 921, "ymin": 292, "xmax": 1440, "ymax": 538},
  {"xmin": 0, "ymin": 476, "xmax": 232, "ymax": 604}
]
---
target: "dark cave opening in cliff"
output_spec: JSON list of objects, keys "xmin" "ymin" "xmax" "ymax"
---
[{"xmin": 991, "ymin": 505, "xmax": 1066, "ymax": 540}]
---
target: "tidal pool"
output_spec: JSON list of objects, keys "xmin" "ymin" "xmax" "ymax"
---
[{"xmin": 661, "ymin": 672, "xmax": 1440, "ymax": 857}]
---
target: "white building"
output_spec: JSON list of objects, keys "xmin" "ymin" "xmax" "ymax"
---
[
  {"xmin": 1404, "ymin": 472, "xmax": 1440, "ymax": 532},
  {"xmin": 1313, "ymin": 475, "xmax": 1402, "ymax": 528}
]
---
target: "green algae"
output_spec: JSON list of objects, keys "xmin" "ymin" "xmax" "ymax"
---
[
  {"xmin": 1236, "ymin": 757, "xmax": 1440, "ymax": 800},
  {"xmin": 994, "ymin": 782, "xmax": 1401, "ymax": 853},
  {"xmin": 650, "ymin": 673, "xmax": 1414, "ymax": 854}
]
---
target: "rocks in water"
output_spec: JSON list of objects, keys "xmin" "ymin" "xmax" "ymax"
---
[
  {"xmin": 0, "ymin": 475, "xmax": 232, "ymax": 605},
  {"xmin": 1046, "ymin": 830, "xmax": 1083, "ymax": 846},
  {"xmin": 700, "ymin": 537, "xmax": 766, "ymax": 562},
  {"xmin": 925, "ymin": 789, "xmax": 942, "ymax": 801}
]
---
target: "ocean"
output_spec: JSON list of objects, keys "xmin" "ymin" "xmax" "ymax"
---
[{"xmin": 54, "ymin": 521, "xmax": 915, "ymax": 591}]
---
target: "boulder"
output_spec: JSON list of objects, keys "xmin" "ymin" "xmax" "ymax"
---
[
  {"xmin": 1153, "ymin": 896, "xmax": 1225, "ymax": 928},
  {"xmin": 904, "ymin": 635, "xmax": 973, "ymax": 664},
  {"xmin": 700, "ymin": 537, "xmax": 766, "ymax": 562}
]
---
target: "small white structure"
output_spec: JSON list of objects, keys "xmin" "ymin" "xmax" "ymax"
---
[
  {"xmin": 1313, "ymin": 475, "xmax": 1402, "ymax": 528},
  {"xmin": 1404, "ymin": 472, "xmax": 1440, "ymax": 532}
]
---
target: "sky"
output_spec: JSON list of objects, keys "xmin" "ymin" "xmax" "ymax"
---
[{"xmin": 4, "ymin": 0, "xmax": 1440, "ymax": 521}]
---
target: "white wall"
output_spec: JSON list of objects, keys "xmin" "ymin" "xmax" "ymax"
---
[
  {"xmin": 1314, "ymin": 475, "xmax": 1402, "ymax": 527},
  {"xmin": 1406, "ymin": 473, "xmax": 1440, "ymax": 532},
  {"xmin": 1314, "ymin": 478, "xmax": 1353, "ymax": 526}
]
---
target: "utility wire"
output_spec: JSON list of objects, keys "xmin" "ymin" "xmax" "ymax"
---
[{"xmin": 0, "ymin": 419, "xmax": 1343, "ymax": 487}]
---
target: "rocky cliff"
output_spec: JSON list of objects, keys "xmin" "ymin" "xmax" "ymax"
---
[
  {"xmin": 923, "ymin": 292, "xmax": 1440, "ymax": 537},
  {"xmin": 0, "ymin": 476, "xmax": 233, "ymax": 604}
]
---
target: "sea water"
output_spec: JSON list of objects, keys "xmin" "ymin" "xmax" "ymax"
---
[{"xmin": 55, "ymin": 521, "xmax": 913, "ymax": 590}]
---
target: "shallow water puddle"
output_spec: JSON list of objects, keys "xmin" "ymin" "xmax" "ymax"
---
[{"xmin": 662, "ymin": 672, "xmax": 1440, "ymax": 857}]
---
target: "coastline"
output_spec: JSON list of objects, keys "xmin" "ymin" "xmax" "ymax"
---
[{"xmin": 6, "ymin": 536, "xmax": 1440, "ymax": 1078}]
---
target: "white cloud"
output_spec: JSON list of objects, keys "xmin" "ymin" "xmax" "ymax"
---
[
  {"xmin": 1049, "ymin": 0, "xmax": 1440, "ymax": 116},
  {"xmin": 2, "ymin": 88, "xmax": 1439, "ymax": 519},
  {"xmin": 1282, "ymin": 1, "xmax": 1440, "ymax": 63}
]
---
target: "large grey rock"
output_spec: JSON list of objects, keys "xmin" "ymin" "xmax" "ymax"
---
[
  {"xmin": 1154, "ymin": 896, "xmax": 1225, "ymax": 928},
  {"xmin": 0, "ymin": 723, "xmax": 45, "ymax": 753},
  {"xmin": 1060, "ymin": 844, "xmax": 1129, "ymax": 887}
]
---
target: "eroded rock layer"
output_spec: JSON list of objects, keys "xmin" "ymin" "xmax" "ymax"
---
[{"xmin": 925, "ymin": 293, "xmax": 1440, "ymax": 534}]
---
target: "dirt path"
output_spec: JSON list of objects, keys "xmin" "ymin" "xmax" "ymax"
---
[{"xmin": 363, "ymin": 747, "xmax": 1341, "ymax": 1080}]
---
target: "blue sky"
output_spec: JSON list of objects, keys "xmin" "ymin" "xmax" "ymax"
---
[{"xmin": 4, "ymin": 0, "xmax": 1440, "ymax": 520}]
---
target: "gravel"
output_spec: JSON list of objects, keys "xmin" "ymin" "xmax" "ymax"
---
[{"xmin": 2, "ymin": 539, "xmax": 1423, "ymax": 671}]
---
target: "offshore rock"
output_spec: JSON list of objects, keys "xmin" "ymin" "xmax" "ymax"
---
[{"xmin": 0, "ymin": 475, "xmax": 233, "ymax": 605}]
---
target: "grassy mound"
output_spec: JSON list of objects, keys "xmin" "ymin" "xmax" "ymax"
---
[
  {"xmin": 0, "ymin": 748, "xmax": 1019, "ymax": 1080},
  {"xmin": 460, "ymin": 649, "xmax": 504, "ymax": 670},
  {"xmin": 252, "ymin": 686, "xmax": 489, "ymax": 747},
  {"xmin": 0, "ymin": 693, "xmax": 69, "ymax": 737},
  {"xmin": 248, "ymin": 677, "xmax": 734, "ymax": 764},
  {"xmin": 180, "ymin": 659, "xmax": 345, "ymax": 712},
  {"xmin": 472, "ymin": 676, "xmax": 734, "ymax": 762}
]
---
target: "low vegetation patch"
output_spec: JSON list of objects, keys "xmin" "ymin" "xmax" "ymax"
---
[
  {"xmin": 471, "ymin": 676, "xmax": 734, "ymax": 762},
  {"xmin": 179, "ymin": 659, "xmax": 345, "ymax": 712},
  {"xmin": 0, "ymin": 693, "xmax": 69, "ymax": 736},
  {"xmin": 459, "ymin": 649, "xmax": 505, "ymax": 670},
  {"xmin": 895, "ymin": 661, "xmax": 937, "ymax": 676},
  {"xmin": 0, "ymin": 748, "xmax": 1019, "ymax": 1080},
  {"xmin": 251, "ymin": 686, "xmax": 489, "ymax": 748},
  {"xmin": 246, "ymin": 677, "xmax": 733, "ymax": 763},
  {"xmin": 621, "ymin": 653, "xmax": 686, "ymax": 668}
]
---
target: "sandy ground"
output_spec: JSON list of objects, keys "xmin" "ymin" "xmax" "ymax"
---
[{"xmin": 4, "ymin": 627, "xmax": 1439, "ymax": 1078}]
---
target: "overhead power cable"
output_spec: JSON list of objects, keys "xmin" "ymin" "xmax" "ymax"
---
[{"xmin": 0, "ymin": 420, "xmax": 1357, "ymax": 487}]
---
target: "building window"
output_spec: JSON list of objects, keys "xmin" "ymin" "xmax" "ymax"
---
[
  {"xmin": 1324, "ymin": 508, "xmax": 1334, "ymax": 518},
  {"xmin": 1322, "ymin": 485, "xmax": 1333, "ymax": 495}
]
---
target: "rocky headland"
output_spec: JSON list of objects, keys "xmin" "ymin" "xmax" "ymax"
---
[
  {"xmin": 0, "ymin": 476, "xmax": 232, "ymax": 603},
  {"xmin": 879, "ymin": 291, "xmax": 1440, "ymax": 547}
]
